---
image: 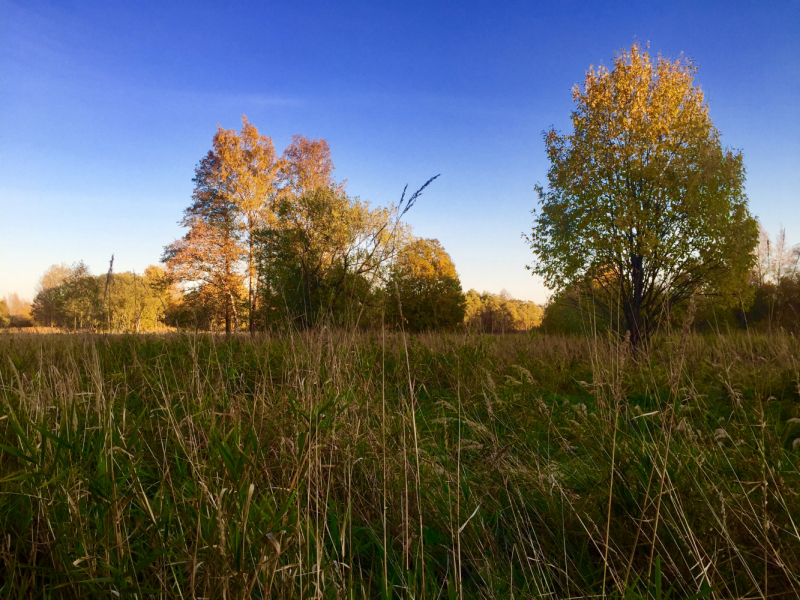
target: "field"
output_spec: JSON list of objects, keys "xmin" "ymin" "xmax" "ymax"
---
[{"xmin": 1, "ymin": 330, "xmax": 799, "ymax": 598}]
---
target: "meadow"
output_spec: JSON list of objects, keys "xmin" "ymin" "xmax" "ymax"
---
[{"xmin": 1, "ymin": 329, "xmax": 799, "ymax": 598}]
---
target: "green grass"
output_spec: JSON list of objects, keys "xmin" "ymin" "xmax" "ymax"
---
[{"xmin": 1, "ymin": 329, "xmax": 799, "ymax": 598}]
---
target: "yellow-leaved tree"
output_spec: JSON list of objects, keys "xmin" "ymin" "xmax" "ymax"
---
[
  {"xmin": 526, "ymin": 43, "xmax": 758, "ymax": 347},
  {"xmin": 214, "ymin": 117, "xmax": 278, "ymax": 333},
  {"xmin": 388, "ymin": 238, "xmax": 465, "ymax": 331}
]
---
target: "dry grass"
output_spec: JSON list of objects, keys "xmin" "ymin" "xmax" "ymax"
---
[{"xmin": 1, "ymin": 329, "xmax": 799, "ymax": 598}]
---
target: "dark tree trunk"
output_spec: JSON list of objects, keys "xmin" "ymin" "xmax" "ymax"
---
[{"xmin": 625, "ymin": 254, "xmax": 646, "ymax": 349}]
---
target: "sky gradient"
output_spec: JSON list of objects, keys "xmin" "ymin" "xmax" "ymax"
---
[{"xmin": 2, "ymin": 0, "xmax": 798, "ymax": 303}]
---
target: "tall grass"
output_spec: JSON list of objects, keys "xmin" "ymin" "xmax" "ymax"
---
[{"xmin": 1, "ymin": 329, "xmax": 799, "ymax": 598}]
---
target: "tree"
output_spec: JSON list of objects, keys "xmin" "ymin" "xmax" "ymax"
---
[
  {"xmin": 0, "ymin": 298, "xmax": 8, "ymax": 328},
  {"xmin": 214, "ymin": 117, "xmax": 278, "ymax": 333},
  {"xmin": 259, "ymin": 186, "xmax": 406, "ymax": 327},
  {"xmin": 388, "ymin": 238, "xmax": 465, "ymax": 331},
  {"xmin": 104, "ymin": 268, "xmax": 170, "ymax": 332},
  {"xmin": 163, "ymin": 148, "xmax": 246, "ymax": 334},
  {"xmin": 526, "ymin": 43, "xmax": 758, "ymax": 347},
  {"xmin": 279, "ymin": 135, "xmax": 342, "ymax": 198},
  {"xmin": 38, "ymin": 263, "xmax": 71, "ymax": 292},
  {"xmin": 32, "ymin": 263, "xmax": 176, "ymax": 332},
  {"xmin": 31, "ymin": 262, "xmax": 102, "ymax": 330},
  {"xmin": 32, "ymin": 265, "xmax": 69, "ymax": 327}
]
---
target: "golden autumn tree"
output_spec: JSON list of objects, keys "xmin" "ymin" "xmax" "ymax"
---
[
  {"xmin": 388, "ymin": 238, "xmax": 465, "ymax": 331},
  {"xmin": 163, "ymin": 149, "xmax": 245, "ymax": 334},
  {"xmin": 214, "ymin": 117, "xmax": 278, "ymax": 333},
  {"xmin": 279, "ymin": 135, "xmax": 342, "ymax": 198},
  {"xmin": 526, "ymin": 43, "xmax": 758, "ymax": 347}
]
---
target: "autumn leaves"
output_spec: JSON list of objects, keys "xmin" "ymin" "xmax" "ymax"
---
[{"xmin": 163, "ymin": 117, "xmax": 458, "ymax": 332}]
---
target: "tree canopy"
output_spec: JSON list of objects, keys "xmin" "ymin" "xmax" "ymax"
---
[
  {"xmin": 526, "ymin": 43, "xmax": 758, "ymax": 346},
  {"xmin": 387, "ymin": 238, "xmax": 466, "ymax": 331},
  {"xmin": 161, "ymin": 116, "xmax": 443, "ymax": 332}
]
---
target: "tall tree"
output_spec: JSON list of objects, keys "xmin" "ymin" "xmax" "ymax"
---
[
  {"xmin": 215, "ymin": 117, "xmax": 278, "ymax": 333},
  {"xmin": 526, "ymin": 43, "xmax": 758, "ymax": 347},
  {"xmin": 279, "ymin": 135, "xmax": 341, "ymax": 198},
  {"xmin": 31, "ymin": 264, "xmax": 72, "ymax": 327},
  {"xmin": 258, "ymin": 135, "xmax": 411, "ymax": 327},
  {"xmin": 163, "ymin": 150, "xmax": 245, "ymax": 334},
  {"xmin": 60, "ymin": 262, "xmax": 100, "ymax": 330}
]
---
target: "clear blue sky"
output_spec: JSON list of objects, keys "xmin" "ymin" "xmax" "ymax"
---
[{"xmin": 2, "ymin": 0, "xmax": 798, "ymax": 303}]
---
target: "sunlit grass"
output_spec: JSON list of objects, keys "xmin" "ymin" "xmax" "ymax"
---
[{"xmin": 1, "ymin": 330, "xmax": 799, "ymax": 598}]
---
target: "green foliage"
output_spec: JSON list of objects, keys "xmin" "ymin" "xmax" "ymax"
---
[
  {"xmin": 257, "ymin": 186, "xmax": 408, "ymax": 328},
  {"xmin": 32, "ymin": 261, "xmax": 102, "ymax": 329},
  {"xmin": 464, "ymin": 289, "xmax": 543, "ymax": 332},
  {"xmin": 31, "ymin": 263, "xmax": 172, "ymax": 331},
  {"xmin": 387, "ymin": 238, "xmax": 466, "ymax": 331},
  {"xmin": 526, "ymin": 44, "xmax": 759, "ymax": 346},
  {"xmin": 540, "ymin": 286, "xmax": 610, "ymax": 335}
]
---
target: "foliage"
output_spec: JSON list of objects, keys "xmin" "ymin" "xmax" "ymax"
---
[
  {"xmin": 1, "ymin": 331, "xmax": 799, "ymax": 597},
  {"xmin": 103, "ymin": 267, "xmax": 172, "ymax": 332},
  {"xmin": 737, "ymin": 225, "xmax": 800, "ymax": 332},
  {"xmin": 0, "ymin": 293, "xmax": 33, "ymax": 328},
  {"xmin": 163, "ymin": 282, "xmax": 220, "ymax": 332},
  {"xmin": 164, "ymin": 119, "xmax": 433, "ymax": 332},
  {"xmin": 30, "ymin": 263, "xmax": 173, "ymax": 331},
  {"xmin": 31, "ymin": 261, "xmax": 101, "ymax": 329},
  {"xmin": 163, "ymin": 144, "xmax": 246, "ymax": 334},
  {"xmin": 540, "ymin": 285, "xmax": 610, "ymax": 335},
  {"xmin": 526, "ymin": 43, "xmax": 758, "ymax": 347},
  {"xmin": 259, "ymin": 186, "xmax": 406, "ymax": 328},
  {"xmin": 541, "ymin": 225, "xmax": 800, "ymax": 337},
  {"xmin": 214, "ymin": 117, "xmax": 279, "ymax": 333},
  {"xmin": 464, "ymin": 289, "xmax": 543, "ymax": 332},
  {"xmin": 387, "ymin": 238, "xmax": 466, "ymax": 331}
]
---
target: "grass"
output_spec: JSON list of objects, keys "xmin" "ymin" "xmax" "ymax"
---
[{"xmin": 0, "ymin": 328, "xmax": 799, "ymax": 598}]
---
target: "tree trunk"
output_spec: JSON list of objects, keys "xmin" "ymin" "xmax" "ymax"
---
[
  {"xmin": 625, "ymin": 254, "xmax": 646, "ymax": 349},
  {"xmin": 229, "ymin": 290, "xmax": 239, "ymax": 334},
  {"xmin": 249, "ymin": 238, "xmax": 256, "ymax": 335}
]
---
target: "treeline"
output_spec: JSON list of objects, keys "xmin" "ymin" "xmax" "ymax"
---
[
  {"xmin": 13, "ymin": 116, "xmax": 540, "ymax": 334},
  {"xmin": 29, "ymin": 262, "xmax": 174, "ymax": 332},
  {"xmin": 541, "ymin": 225, "xmax": 800, "ymax": 335},
  {"xmin": 156, "ymin": 116, "xmax": 485, "ymax": 333},
  {"xmin": 0, "ymin": 293, "xmax": 33, "ymax": 328},
  {"xmin": 464, "ymin": 289, "xmax": 543, "ymax": 333},
  {"xmin": 21, "ymin": 257, "xmax": 545, "ymax": 333}
]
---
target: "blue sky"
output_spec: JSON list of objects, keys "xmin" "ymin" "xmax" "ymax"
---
[{"xmin": 1, "ymin": 0, "xmax": 798, "ymax": 303}]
